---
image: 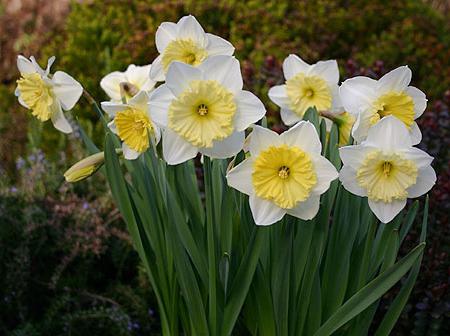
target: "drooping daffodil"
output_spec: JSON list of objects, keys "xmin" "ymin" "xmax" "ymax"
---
[
  {"xmin": 148, "ymin": 55, "xmax": 266, "ymax": 165},
  {"xmin": 100, "ymin": 64, "xmax": 156, "ymax": 102},
  {"xmin": 101, "ymin": 91, "xmax": 161, "ymax": 160},
  {"xmin": 227, "ymin": 122, "xmax": 338, "ymax": 226},
  {"xmin": 150, "ymin": 15, "xmax": 235, "ymax": 81},
  {"xmin": 15, "ymin": 55, "xmax": 83, "ymax": 134},
  {"xmin": 268, "ymin": 54, "xmax": 340, "ymax": 126},
  {"xmin": 339, "ymin": 116, "xmax": 435, "ymax": 223},
  {"xmin": 339, "ymin": 66, "xmax": 427, "ymax": 144}
]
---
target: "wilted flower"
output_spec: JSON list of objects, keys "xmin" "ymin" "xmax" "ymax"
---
[
  {"xmin": 339, "ymin": 66, "xmax": 427, "ymax": 144},
  {"xmin": 149, "ymin": 56, "xmax": 265, "ymax": 165},
  {"xmin": 268, "ymin": 54, "xmax": 340, "ymax": 126},
  {"xmin": 15, "ymin": 55, "xmax": 83, "ymax": 133},
  {"xmin": 100, "ymin": 64, "xmax": 156, "ymax": 102},
  {"xmin": 227, "ymin": 122, "xmax": 338, "ymax": 226},
  {"xmin": 339, "ymin": 116, "xmax": 436, "ymax": 223},
  {"xmin": 101, "ymin": 91, "xmax": 161, "ymax": 160},
  {"xmin": 149, "ymin": 15, "xmax": 235, "ymax": 81}
]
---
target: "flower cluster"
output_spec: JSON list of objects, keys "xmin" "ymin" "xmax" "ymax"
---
[{"xmin": 16, "ymin": 15, "xmax": 436, "ymax": 225}]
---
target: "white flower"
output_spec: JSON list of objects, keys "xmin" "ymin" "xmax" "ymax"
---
[
  {"xmin": 148, "ymin": 55, "xmax": 265, "ymax": 165},
  {"xmin": 15, "ymin": 55, "xmax": 83, "ymax": 134},
  {"xmin": 268, "ymin": 54, "xmax": 340, "ymax": 126},
  {"xmin": 100, "ymin": 64, "xmax": 156, "ymax": 102},
  {"xmin": 339, "ymin": 116, "xmax": 435, "ymax": 223},
  {"xmin": 339, "ymin": 66, "xmax": 427, "ymax": 144},
  {"xmin": 226, "ymin": 122, "xmax": 338, "ymax": 226},
  {"xmin": 150, "ymin": 15, "xmax": 235, "ymax": 82},
  {"xmin": 101, "ymin": 91, "xmax": 161, "ymax": 160}
]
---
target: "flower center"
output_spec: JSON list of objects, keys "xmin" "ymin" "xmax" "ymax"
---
[
  {"xmin": 168, "ymin": 80, "xmax": 236, "ymax": 148},
  {"xmin": 114, "ymin": 107, "xmax": 154, "ymax": 153},
  {"xmin": 286, "ymin": 73, "xmax": 332, "ymax": 117},
  {"xmin": 370, "ymin": 92, "xmax": 415, "ymax": 128},
  {"xmin": 162, "ymin": 39, "xmax": 208, "ymax": 72},
  {"xmin": 16, "ymin": 73, "xmax": 55, "ymax": 121},
  {"xmin": 356, "ymin": 150, "xmax": 418, "ymax": 203},
  {"xmin": 252, "ymin": 145, "xmax": 317, "ymax": 209}
]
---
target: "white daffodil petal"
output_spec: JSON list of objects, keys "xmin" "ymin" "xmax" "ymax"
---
[
  {"xmin": 128, "ymin": 90, "xmax": 149, "ymax": 110},
  {"xmin": 234, "ymin": 90, "xmax": 266, "ymax": 132},
  {"xmin": 149, "ymin": 55, "xmax": 165, "ymax": 82},
  {"xmin": 51, "ymin": 103, "xmax": 72, "ymax": 134},
  {"xmin": 200, "ymin": 131, "xmax": 245, "ymax": 159},
  {"xmin": 17, "ymin": 55, "xmax": 36, "ymax": 74},
  {"xmin": 206, "ymin": 33, "xmax": 235, "ymax": 56},
  {"xmin": 406, "ymin": 86, "xmax": 427, "ymax": 118},
  {"xmin": 148, "ymin": 84, "xmax": 175, "ymax": 127},
  {"xmin": 280, "ymin": 121, "xmax": 322, "ymax": 154},
  {"xmin": 152, "ymin": 121, "xmax": 162, "ymax": 145},
  {"xmin": 177, "ymin": 15, "xmax": 207, "ymax": 47},
  {"xmin": 100, "ymin": 72, "xmax": 126, "ymax": 101},
  {"xmin": 378, "ymin": 66, "xmax": 412, "ymax": 93},
  {"xmin": 249, "ymin": 194, "xmax": 286, "ymax": 226},
  {"xmin": 280, "ymin": 108, "xmax": 301, "ymax": 126},
  {"xmin": 286, "ymin": 195, "xmax": 320, "ymax": 221},
  {"xmin": 283, "ymin": 54, "xmax": 310, "ymax": 80},
  {"xmin": 249, "ymin": 125, "xmax": 282, "ymax": 156},
  {"xmin": 268, "ymin": 85, "xmax": 290, "ymax": 109},
  {"xmin": 339, "ymin": 76, "xmax": 377, "ymax": 115},
  {"xmin": 101, "ymin": 102, "xmax": 126, "ymax": 118},
  {"xmin": 122, "ymin": 142, "xmax": 140, "ymax": 160},
  {"xmin": 308, "ymin": 60, "xmax": 339, "ymax": 86},
  {"xmin": 339, "ymin": 144, "xmax": 374, "ymax": 169},
  {"xmin": 52, "ymin": 71, "xmax": 83, "ymax": 110},
  {"xmin": 199, "ymin": 55, "xmax": 243, "ymax": 93},
  {"xmin": 125, "ymin": 64, "xmax": 153, "ymax": 90},
  {"xmin": 365, "ymin": 116, "xmax": 412, "ymax": 150},
  {"xmin": 162, "ymin": 128, "xmax": 198, "ymax": 165},
  {"xmin": 155, "ymin": 22, "xmax": 178, "ymax": 53},
  {"xmin": 226, "ymin": 158, "xmax": 254, "ymax": 196},
  {"xmin": 351, "ymin": 109, "xmax": 373, "ymax": 143},
  {"xmin": 166, "ymin": 62, "xmax": 202, "ymax": 96},
  {"xmin": 310, "ymin": 155, "xmax": 338, "ymax": 195},
  {"xmin": 407, "ymin": 166, "xmax": 436, "ymax": 198},
  {"xmin": 368, "ymin": 198, "xmax": 406, "ymax": 224},
  {"xmin": 339, "ymin": 165, "xmax": 367, "ymax": 197},
  {"xmin": 107, "ymin": 120, "xmax": 118, "ymax": 135},
  {"xmin": 401, "ymin": 147, "xmax": 434, "ymax": 168},
  {"xmin": 409, "ymin": 122, "xmax": 422, "ymax": 145}
]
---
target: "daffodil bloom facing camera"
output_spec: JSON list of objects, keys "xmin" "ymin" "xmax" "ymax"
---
[
  {"xmin": 100, "ymin": 64, "xmax": 156, "ymax": 102},
  {"xmin": 15, "ymin": 55, "xmax": 83, "ymax": 133},
  {"xmin": 339, "ymin": 116, "xmax": 435, "ymax": 223},
  {"xmin": 227, "ymin": 122, "xmax": 338, "ymax": 226},
  {"xmin": 150, "ymin": 15, "xmax": 235, "ymax": 81},
  {"xmin": 148, "ymin": 56, "xmax": 266, "ymax": 165},
  {"xmin": 268, "ymin": 54, "xmax": 340, "ymax": 126},
  {"xmin": 101, "ymin": 91, "xmax": 161, "ymax": 160},
  {"xmin": 339, "ymin": 66, "xmax": 427, "ymax": 144}
]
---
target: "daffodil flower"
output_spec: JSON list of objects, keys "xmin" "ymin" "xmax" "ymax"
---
[
  {"xmin": 100, "ymin": 64, "xmax": 156, "ymax": 102},
  {"xmin": 339, "ymin": 66, "xmax": 427, "ymax": 144},
  {"xmin": 150, "ymin": 15, "xmax": 235, "ymax": 81},
  {"xmin": 268, "ymin": 54, "xmax": 340, "ymax": 126},
  {"xmin": 15, "ymin": 55, "xmax": 83, "ymax": 134},
  {"xmin": 101, "ymin": 91, "xmax": 161, "ymax": 160},
  {"xmin": 339, "ymin": 116, "xmax": 435, "ymax": 223},
  {"xmin": 227, "ymin": 122, "xmax": 338, "ymax": 226},
  {"xmin": 148, "ymin": 56, "xmax": 266, "ymax": 165}
]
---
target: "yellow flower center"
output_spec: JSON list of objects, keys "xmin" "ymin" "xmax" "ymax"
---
[
  {"xmin": 370, "ymin": 92, "xmax": 415, "ymax": 128},
  {"xmin": 286, "ymin": 73, "xmax": 332, "ymax": 117},
  {"xmin": 162, "ymin": 39, "xmax": 208, "ymax": 72},
  {"xmin": 252, "ymin": 145, "xmax": 317, "ymax": 209},
  {"xmin": 334, "ymin": 111, "xmax": 355, "ymax": 146},
  {"xmin": 168, "ymin": 80, "xmax": 236, "ymax": 148},
  {"xmin": 356, "ymin": 150, "xmax": 418, "ymax": 203},
  {"xmin": 16, "ymin": 73, "xmax": 55, "ymax": 121},
  {"xmin": 114, "ymin": 107, "xmax": 154, "ymax": 153}
]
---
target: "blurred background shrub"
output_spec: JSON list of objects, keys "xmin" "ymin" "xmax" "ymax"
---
[{"xmin": 0, "ymin": 0, "xmax": 448, "ymax": 334}]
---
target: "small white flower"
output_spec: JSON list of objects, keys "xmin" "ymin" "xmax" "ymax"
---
[
  {"xmin": 227, "ymin": 122, "xmax": 338, "ymax": 226},
  {"xmin": 150, "ymin": 15, "xmax": 235, "ymax": 81},
  {"xmin": 268, "ymin": 54, "xmax": 340, "ymax": 126},
  {"xmin": 339, "ymin": 66, "xmax": 427, "ymax": 144},
  {"xmin": 101, "ymin": 91, "xmax": 161, "ymax": 160},
  {"xmin": 15, "ymin": 55, "xmax": 83, "ymax": 134},
  {"xmin": 148, "ymin": 55, "xmax": 265, "ymax": 165},
  {"xmin": 339, "ymin": 116, "xmax": 435, "ymax": 223},
  {"xmin": 100, "ymin": 64, "xmax": 156, "ymax": 102}
]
